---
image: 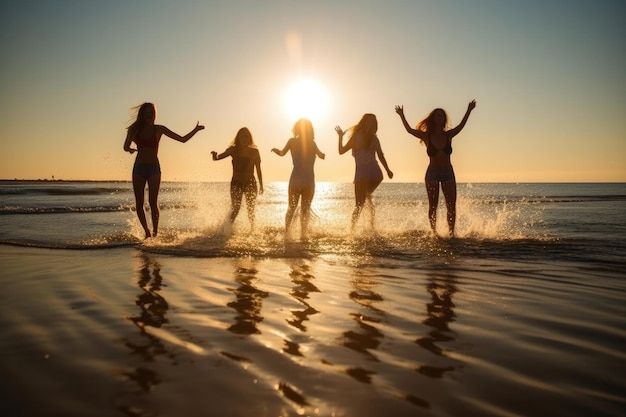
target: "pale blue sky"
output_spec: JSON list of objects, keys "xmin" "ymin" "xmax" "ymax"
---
[{"xmin": 1, "ymin": 0, "xmax": 624, "ymax": 182}]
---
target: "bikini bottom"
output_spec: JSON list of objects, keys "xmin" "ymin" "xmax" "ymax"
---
[
  {"xmin": 133, "ymin": 162, "xmax": 161, "ymax": 178},
  {"xmin": 425, "ymin": 165, "xmax": 455, "ymax": 184}
]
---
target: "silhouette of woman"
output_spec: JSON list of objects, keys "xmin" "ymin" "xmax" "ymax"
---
[
  {"xmin": 335, "ymin": 114, "xmax": 393, "ymax": 230},
  {"xmin": 272, "ymin": 119, "xmax": 325, "ymax": 238},
  {"xmin": 123, "ymin": 102, "xmax": 204, "ymax": 239},
  {"xmin": 212, "ymin": 127, "xmax": 263, "ymax": 229},
  {"xmin": 395, "ymin": 100, "xmax": 476, "ymax": 237}
]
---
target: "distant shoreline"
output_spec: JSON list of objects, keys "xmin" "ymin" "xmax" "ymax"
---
[
  {"xmin": 0, "ymin": 179, "xmax": 129, "ymax": 183},
  {"xmin": 1, "ymin": 179, "xmax": 624, "ymax": 185}
]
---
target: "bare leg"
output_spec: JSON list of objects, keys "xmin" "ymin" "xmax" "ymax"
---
[
  {"xmin": 441, "ymin": 181, "xmax": 457, "ymax": 237},
  {"xmin": 132, "ymin": 175, "xmax": 151, "ymax": 239},
  {"xmin": 300, "ymin": 186, "xmax": 314, "ymax": 238},
  {"xmin": 366, "ymin": 195, "xmax": 375, "ymax": 228},
  {"xmin": 230, "ymin": 185, "xmax": 243, "ymax": 224},
  {"xmin": 244, "ymin": 182, "xmax": 258, "ymax": 229},
  {"xmin": 147, "ymin": 174, "xmax": 161, "ymax": 236},
  {"xmin": 425, "ymin": 181, "xmax": 440, "ymax": 235},
  {"xmin": 352, "ymin": 182, "xmax": 368, "ymax": 230},
  {"xmin": 365, "ymin": 177, "xmax": 382, "ymax": 229},
  {"xmin": 285, "ymin": 188, "xmax": 299, "ymax": 234}
]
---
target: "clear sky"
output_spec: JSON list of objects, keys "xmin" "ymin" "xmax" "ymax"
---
[{"xmin": 1, "ymin": 0, "xmax": 624, "ymax": 182}]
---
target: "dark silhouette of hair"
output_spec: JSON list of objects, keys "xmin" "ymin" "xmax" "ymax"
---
[
  {"xmin": 230, "ymin": 127, "xmax": 257, "ymax": 151},
  {"xmin": 350, "ymin": 113, "xmax": 378, "ymax": 150},
  {"xmin": 416, "ymin": 108, "xmax": 449, "ymax": 143},
  {"xmin": 292, "ymin": 118, "xmax": 315, "ymax": 144},
  {"xmin": 128, "ymin": 102, "xmax": 156, "ymax": 138}
]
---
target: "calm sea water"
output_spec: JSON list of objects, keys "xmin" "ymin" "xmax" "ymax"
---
[{"xmin": 1, "ymin": 181, "xmax": 625, "ymax": 416}]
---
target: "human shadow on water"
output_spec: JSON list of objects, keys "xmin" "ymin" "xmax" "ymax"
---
[
  {"xmin": 342, "ymin": 270, "xmax": 385, "ymax": 384},
  {"xmin": 286, "ymin": 262, "xmax": 320, "ymax": 332},
  {"xmin": 415, "ymin": 268, "xmax": 459, "ymax": 378},
  {"xmin": 226, "ymin": 259, "xmax": 269, "ymax": 335},
  {"xmin": 283, "ymin": 262, "xmax": 321, "ymax": 357},
  {"xmin": 116, "ymin": 253, "xmax": 171, "ymax": 414},
  {"xmin": 341, "ymin": 264, "xmax": 434, "ymax": 410}
]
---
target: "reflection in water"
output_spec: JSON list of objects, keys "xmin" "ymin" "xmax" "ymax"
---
[
  {"xmin": 343, "ymin": 271, "xmax": 385, "ymax": 383},
  {"xmin": 227, "ymin": 259, "xmax": 268, "ymax": 335},
  {"xmin": 125, "ymin": 253, "xmax": 170, "ymax": 363},
  {"xmin": 117, "ymin": 254, "xmax": 170, "ymax": 415},
  {"xmin": 416, "ymin": 269, "xmax": 458, "ymax": 378},
  {"xmin": 283, "ymin": 262, "xmax": 320, "ymax": 357},
  {"xmin": 131, "ymin": 255, "xmax": 169, "ymax": 330},
  {"xmin": 287, "ymin": 263, "xmax": 320, "ymax": 331}
]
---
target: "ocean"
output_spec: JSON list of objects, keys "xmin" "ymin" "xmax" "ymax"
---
[{"xmin": 0, "ymin": 181, "xmax": 624, "ymax": 416}]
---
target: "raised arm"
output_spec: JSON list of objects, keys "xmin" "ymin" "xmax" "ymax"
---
[
  {"xmin": 160, "ymin": 121, "xmax": 205, "ymax": 143},
  {"xmin": 335, "ymin": 126, "xmax": 352, "ymax": 155},
  {"xmin": 447, "ymin": 100, "xmax": 476, "ymax": 138},
  {"xmin": 394, "ymin": 105, "xmax": 425, "ymax": 140}
]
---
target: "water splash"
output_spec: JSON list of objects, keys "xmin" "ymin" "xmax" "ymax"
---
[
  {"xmin": 457, "ymin": 196, "xmax": 547, "ymax": 240},
  {"xmin": 122, "ymin": 182, "xmax": 556, "ymax": 259}
]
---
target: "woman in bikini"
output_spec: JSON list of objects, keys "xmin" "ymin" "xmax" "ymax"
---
[
  {"xmin": 123, "ymin": 102, "xmax": 204, "ymax": 239},
  {"xmin": 212, "ymin": 127, "xmax": 263, "ymax": 230},
  {"xmin": 335, "ymin": 114, "xmax": 393, "ymax": 231},
  {"xmin": 271, "ymin": 118, "xmax": 325, "ymax": 238},
  {"xmin": 394, "ymin": 100, "xmax": 476, "ymax": 237}
]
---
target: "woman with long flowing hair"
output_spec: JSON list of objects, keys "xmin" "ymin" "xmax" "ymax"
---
[
  {"xmin": 335, "ymin": 113, "xmax": 393, "ymax": 230},
  {"xmin": 395, "ymin": 100, "xmax": 476, "ymax": 237},
  {"xmin": 212, "ymin": 127, "xmax": 263, "ymax": 230},
  {"xmin": 123, "ymin": 102, "xmax": 204, "ymax": 239},
  {"xmin": 272, "ymin": 118, "xmax": 325, "ymax": 238}
]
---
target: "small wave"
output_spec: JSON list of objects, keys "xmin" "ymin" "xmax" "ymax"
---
[
  {"xmin": 475, "ymin": 195, "xmax": 626, "ymax": 205},
  {"xmin": 2, "ymin": 225, "xmax": 623, "ymax": 271},
  {"xmin": 0, "ymin": 185, "xmax": 131, "ymax": 196},
  {"xmin": 0, "ymin": 232, "xmax": 140, "ymax": 250},
  {"xmin": 0, "ymin": 205, "xmax": 131, "ymax": 215},
  {"xmin": 0, "ymin": 240, "xmax": 138, "ymax": 250},
  {"xmin": 0, "ymin": 202, "xmax": 195, "ymax": 215}
]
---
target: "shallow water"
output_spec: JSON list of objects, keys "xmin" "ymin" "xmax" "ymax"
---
[
  {"xmin": 1, "ymin": 182, "xmax": 625, "ymax": 416},
  {"xmin": 1, "ymin": 242, "xmax": 625, "ymax": 417}
]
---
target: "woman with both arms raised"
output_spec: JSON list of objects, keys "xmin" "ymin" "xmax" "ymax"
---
[{"xmin": 395, "ymin": 100, "xmax": 476, "ymax": 237}]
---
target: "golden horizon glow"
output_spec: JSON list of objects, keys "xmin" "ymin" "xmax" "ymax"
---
[{"xmin": 1, "ymin": 3, "xmax": 624, "ymax": 182}]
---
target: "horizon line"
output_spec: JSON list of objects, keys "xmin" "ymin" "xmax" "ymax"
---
[{"xmin": 1, "ymin": 179, "xmax": 625, "ymax": 185}]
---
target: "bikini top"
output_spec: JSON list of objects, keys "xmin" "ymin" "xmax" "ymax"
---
[
  {"xmin": 135, "ymin": 133, "xmax": 159, "ymax": 151},
  {"xmin": 426, "ymin": 133, "xmax": 452, "ymax": 157}
]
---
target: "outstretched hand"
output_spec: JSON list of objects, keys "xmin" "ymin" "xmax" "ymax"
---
[
  {"xmin": 468, "ymin": 100, "xmax": 476, "ymax": 111},
  {"xmin": 394, "ymin": 105, "xmax": 404, "ymax": 116},
  {"xmin": 196, "ymin": 121, "xmax": 205, "ymax": 131},
  {"xmin": 334, "ymin": 126, "xmax": 345, "ymax": 137}
]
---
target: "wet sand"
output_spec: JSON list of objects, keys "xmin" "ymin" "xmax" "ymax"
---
[{"xmin": 1, "ymin": 245, "xmax": 624, "ymax": 417}]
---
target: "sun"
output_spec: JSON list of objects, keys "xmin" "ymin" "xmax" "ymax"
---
[{"xmin": 284, "ymin": 78, "xmax": 329, "ymax": 125}]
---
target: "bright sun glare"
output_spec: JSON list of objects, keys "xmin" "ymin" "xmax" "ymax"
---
[{"xmin": 284, "ymin": 78, "xmax": 329, "ymax": 125}]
